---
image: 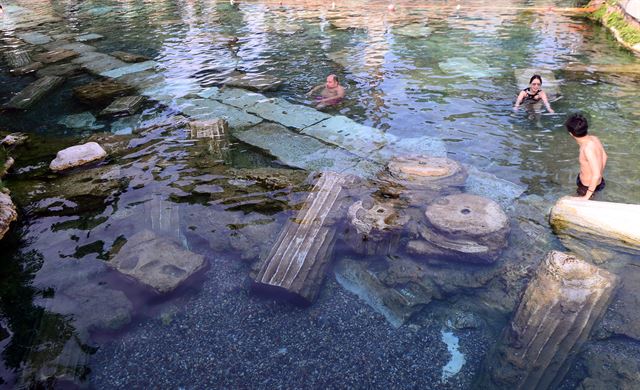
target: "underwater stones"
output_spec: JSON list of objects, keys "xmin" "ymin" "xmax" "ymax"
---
[
  {"xmin": 16, "ymin": 32, "xmax": 52, "ymax": 45},
  {"xmin": 1, "ymin": 132, "xmax": 29, "ymax": 146},
  {"xmin": 10, "ymin": 61, "xmax": 44, "ymax": 76},
  {"xmin": 515, "ymin": 68, "xmax": 560, "ymax": 98},
  {"xmin": 36, "ymin": 62, "xmax": 82, "ymax": 78},
  {"xmin": 57, "ymin": 112, "xmax": 103, "ymax": 130},
  {"xmin": 109, "ymin": 229, "xmax": 205, "ymax": 293},
  {"xmin": 414, "ymin": 194, "xmax": 509, "ymax": 264},
  {"xmin": 478, "ymin": 251, "xmax": 617, "ymax": 390},
  {"xmin": 176, "ymin": 98, "xmax": 262, "ymax": 129},
  {"xmin": 247, "ymin": 98, "xmax": 331, "ymax": 129},
  {"xmin": 438, "ymin": 57, "xmax": 501, "ymax": 79},
  {"xmin": 73, "ymin": 79, "xmax": 135, "ymax": 106},
  {"xmin": 0, "ymin": 193, "xmax": 18, "ymax": 241},
  {"xmin": 5, "ymin": 75, "xmax": 65, "ymax": 110},
  {"xmin": 81, "ymin": 55, "xmax": 128, "ymax": 75},
  {"xmin": 222, "ymin": 73, "xmax": 283, "ymax": 92},
  {"xmin": 198, "ymin": 87, "xmax": 267, "ymax": 109},
  {"xmin": 110, "ymin": 51, "xmax": 151, "ymax": 63},
  {"xmin": 393, "ymin": 23, "xmax": 432, "ymax": 38},
  {"xmin": 99, "ymin": 95, "xmax": 144, "ymax": 117},
  {"xmin": 345, "ymin": 197, "xmax": 409, "ymax": 255},
  {"xmin": 100, "ymin": 60, "xmax": 156, "ymax": 78},
  {"xmin": 3, "ymin": 50, "xmax": 32, "ymax": 69},
  {"xmin": 301, "ymin": 115, "xmax": 387, "ymax": 158},
  {"xmin": 75, "ymin": 33, "xmax": 104, "ymax": 42},
  {"xmin": 378, "ymin": 156, "xmax": 467, "ymax": 205},
  {"xmin": 464, "ymin": 166, "xmax": 525, "ymax": 208},
  {"xmin": 58, "ymin": 42, "xmax": 97, "ymax": 54},
  {"xmin": 49, "ymin": 142, "xmax": 107, "ymax": 172},
  {"xmin": 334, "ymin": 258, "xmax": 431, "ymax": 328},
  {"xmin": 252, "ymin": 172, "xmax": 350, "ymax": 304},
  {"xmin": 32, "ymin": 49, "xmax": 79, "ymax": 64},
  {"xmin": 549, "ymin": 197, "xmax": 640, "ymax": 263},
  {"xmin": 189, "ymin": 118, "xmax": 229, "ymax": 139},
  {"xmin": 575, "ymin": 340, "xmax": 640, "ymax": 390}
]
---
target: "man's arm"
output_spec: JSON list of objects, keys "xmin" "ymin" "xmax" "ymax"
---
[
  {"xmin": 581, "ymin": 147, "xmax": 602, "ymax": 200},
  {"xmin": 306, "ymin": 84, "xmax": 322, "ymax": 96}
]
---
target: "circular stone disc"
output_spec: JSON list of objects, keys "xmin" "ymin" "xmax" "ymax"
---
[
  {"xmin": 425, "ymin": 194, "xmax": 508, "ymax": 236},
  {"xmin": 388, "ymin": 156, "xmax": 461, "ymax": 180}
]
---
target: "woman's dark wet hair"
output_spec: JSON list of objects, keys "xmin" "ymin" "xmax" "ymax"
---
[
  {"xmin": 529, "ymin": 75, "xmax": 542, "ymax": 84},
  {"xmin": 565, "ymin": 113, "xmax": 589, "ymax": 137}
]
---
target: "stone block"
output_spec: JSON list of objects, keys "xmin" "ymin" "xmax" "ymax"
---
[
  {"xmin": 100, "ymin": 60, "xmax": 156, "ymax": 78},
  {"xmin": 73, "ymin": 79, "xmax": 135, "ymax": 106},
  {"xmin": 75, "ymin": 33, "xmax": 104, "ymax": 42},
  {"xmin": 17, "ymin": 32, "xmax": 52, "ymax": 45},
  {"xmin": 32, "ymin": 49, "xmax": 79, "ymax": 64},
  {"xmin": 49, "ymin": 142, "xmax": 107, "ymax": 172},
  {"xmin": 110, "ymin": 51, "xmax": 151, "ymax": 63},
  {"xmin": 5, "ymin": 75, "xmax": 65, "ymax": 110},
  {"xmin": 246, "ymin": 98, "xmax": 331, "ymax": 129},
  {"xmin": 99, "ymin": 96, "xmax": 145, "ymax": 117},
  {"xmin": 222, "ymin": 72, "xmax": 283, "ymax": 92}
]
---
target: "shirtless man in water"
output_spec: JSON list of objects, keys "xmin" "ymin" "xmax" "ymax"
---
[
  {"xmin": 307, "ymin": 74, "xmax": 345, "ymax": 109},
  {"xmin": 565, "ymin": 113, "xmax": 607, "ymax": 200}
]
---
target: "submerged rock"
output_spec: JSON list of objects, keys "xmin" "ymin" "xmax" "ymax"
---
[
  {"xmin": 414, "ymin": 194, "xmax": 509, "ymax": 264},
  {"xmin": 5, "ymin": 75, "xmax": 65, "ymax": 110},
  {"xmin": 17, "ymin": 32, "xmax": 52, "ymax": 45},
  {"xmin": 1, "ymin": 132, "xmax": 29, "ymax": 146},
  {"xmin": 109, "ymin": 229, "xmax": 206, "ymax": 293},
  {"xmin": 99, "ymin": 95, "xmax": 145, "ymax": 117},
  {"xmin": 73, "ymin": 79, "xmax": 135, "ymax": 106},
  {"xmin": 57, "ymin": 112, "xmax": 104, "ymax": 130},
  {"xmin": 49, "ymin": 142, "xmax": 107, "ymax": 172},
  {"xmin": 439, "ymin": 57, "xmax": 502, "ymax": 78},
  {"xmin": 222, "ymin": 73, "xmax": 283, "ymax": 92},
  {"xmin": 110, "ymin": 51, "xmax": 152, "ymax": 63},
  {"xmin": 0, "ymin": 193, "xmax": 18, "ymax": 241},
  {"xmin": 75, "ymin": 33, "xmax": 104, "ymax": 42},
  {"xmin": 32, "ymin": 49, "xmax": 79, "ymax": 64}
]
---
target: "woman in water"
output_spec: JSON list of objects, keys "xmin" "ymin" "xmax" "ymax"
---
[{"xmin": 514, "ymin": 75, "xmax": 554, "ymax": 113}]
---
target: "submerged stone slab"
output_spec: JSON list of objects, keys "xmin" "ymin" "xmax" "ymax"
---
[
  {"xmin": 478, "ymin": 251, "xmax": 617, "ymax": 389},
  {"xmin": 0, "ymin": 193, "xmax": 18, "ymax": 241},
  {"xmin": 49, "ymin": 142, "xmax": 107, "ymax": 172},
  {"xmin": 4, "ymin": 51, "xmax": 32, "ymax": 69},
  {"xmin": 99, "ymin": 96, "xmax": 144, "ymax": 117},
  {"xmin": 57, "ymin": 112, "xmax": 104, "ymax": 130},
  {"xmin": 439, "ymin": 57, "xmax": 502, "ymax": 78},
  {"xmin": 5, "ymin": 75, "xmax": 65, "ymax": 110},
  {"xmin": 10, "ymin": 62, "xmax": 43, "ymax": 76},
  {"xmin": 75, "ymin": 33, "xmax": 104, "ymax": 42},
  {"xmin": 222, "ymin": 73, "xmax": 283, "ymax": 92},
  {"xmin": 302, "ymin": 115, "xmax": 386, "ymax": 157},
  {"xmin": 17, "ymin": 32, "xmax": 52, "ymax": 45},
  {"xmin": 100, "ymin": 60, "xmax": 156, "ymax": 78},
  {"xmin": 81, "ymin": 55, "xmax": 128, "ymax": 75},
  {"xmin": 515, "ymin": 68, "xmax": 560, "ymax": 97},
  {"xmin": 109, "ymin": 229, "xmax": 205, "ymax": 293},
  {"xmin": 247, "ymin": 98, "xmax": 331, "ymax": 129},
  {"xmin": 198, "ymin": 87, "xmax": 267, "ymax": 108},
  {"xmin": 32, "ymin": 49, "xmax": 79, "ymax": 64},
  {"xmin": 464, "ymin": 166, "xmax": 525, "ymax": 208},
  {"xmin": 175, "ymin": 98, "xmax": 262, "ymax": 129},
  {"xmin": 110, "ymin": 51, "xmax": 151, "ymax": 63},
  {"xmin": 36, "ymin": 62, "xmax": 82, "ymax": 78},
  {"xmin": 549, "ymin": 197, "xmax": 640, "ymax": 262},
  {"xmin": 71, "ymin": 51, "xmax": 107, "ymax": 66},
  {"xmin": 235, "ymin": 123, "xmax": 366, "ymax": 173},
  {"xmin": 58, "ymin": 42, "xmax": 97, "ymax": 54},
  {"xmin": 393, "ymin": 23, "xmax": 432, "ymax": 38},
  {"xmin": 73, "ymin": 79, "xmax": 135, "ymax": 106}
]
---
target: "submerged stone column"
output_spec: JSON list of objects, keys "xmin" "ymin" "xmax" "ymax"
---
[
  {"xmin": 252, "ymin": 171, "xmax": 351, "ymax": 304},
  {"xmin": 478, "ymin": 250, "xmax": 617, "ymax": 389}
]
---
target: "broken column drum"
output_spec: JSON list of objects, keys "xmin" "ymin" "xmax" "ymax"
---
[
  {"xmin": 377, "ymin": 155, "xmax": 467, "ymax": 206},
  {"xmin": 252, "ymin": 172, "xmax": 351, "ymax": 304},
  {"xmin": 188, "ymin": 118, "xmax": 230, "ymax": 163},
  {"xmin": 412, "ymin": 193, "xmax": 509, "ymax": 264},
  {"xmin": 478, "ymin": 250, "xmax": 617, "ymax": 390},
  {"xmin": 345, "ymin": 196, "xmax": 409, "ymax": 256}
]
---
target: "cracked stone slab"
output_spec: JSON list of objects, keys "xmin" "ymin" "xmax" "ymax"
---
[
  {"xmin": 100, "ymin": 60, "xmax": 157, "ymax": 78},
  {"xmin": 5, "ymin": 75, "xmax": 65, "ymax": 110},
  {"xmin": 197, "ymin": 87, "xmax": 267, "ymax": 109},
  {"xmin": 16, "ymin": 32, "xmax": 52, "ymax": 45},
  {"xmin": 234, "ymin": 122, "xmax": 368, "ymax": 174},
  {"xmin": 246, "ymin": 98, "xmax": 331, "ymax": 129},
  {"xmin": 175, "ymin": 98, "xmax": 262, "ymax": 129},
  {"xmin": 302, "ymin": 115, "xmax": 387, "ymax": 158}
]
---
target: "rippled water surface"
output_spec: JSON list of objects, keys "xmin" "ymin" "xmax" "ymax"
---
[{"xmin": 1, "ymin": 0, "xmax": 639, "ymax": 388}]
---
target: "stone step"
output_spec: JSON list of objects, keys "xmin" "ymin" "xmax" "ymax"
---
[
  {"xmin": 99, "ymin": 96, "xmax": 145, "ymax": 117},
  {"xmin": 5, "ymin": 75, "xmax": 65, "ymax": 110}
]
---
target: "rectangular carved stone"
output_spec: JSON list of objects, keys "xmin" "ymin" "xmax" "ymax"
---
[
  {"xmin": 33, "ymin": 49, "xmax": 79, "ymax": 64},
  {"xmin": 99, "ymin": 96, "xmax": 144, "ymax": 117},
  {"xmin": 477, "ymin": 250, "xmax": 617, "ymax": 390},
  {"xmin": 252, "ymin": 171, "xmax": 350, "ymax": 304},
  {"xmin": 4, "ymin": 51, "xmax": 32, "ymax": 69},
  {"xmin": 5, "ymin": 76, "xmax": 65, "ymax": 110}
]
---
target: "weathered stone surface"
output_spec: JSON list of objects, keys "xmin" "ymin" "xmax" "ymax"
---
[
  {"xmin": 36, "ymin": 62, "xmax": 82, "ymax": 78},
  {"xmin": 175, "ymin": 98, "xmax": 262, "ymax": 129},
  {"xmin": 393, "ymin": 23, "xmax": 432, "ymax": 38},
  {"xmin": 10, "ymin": 61, "xmax": 43, "ymax": 76},
  {"xmin": 57, "ymin": 112, "xmax": 103, "ymax": 130},
  {"xmin": 17, "ymin": 32, "xmax": 52, "ymax": 45},
  {"xmin": 32, "ymin": 49, "xmax": 79, "ymax": 64},
  {"xmin": 99, "ymin": 95, "xmax": 144, "ymax": 117},
  {"xmin": 110, "ymin": 51, "xmax": 151, "ymax": 63},
  {"xmin": 301, "ymin": 115, "xmax": 387, "ymax": 158},
  {"xmin": 73, "ymin": 79, "xmax": 135, "ymax": 106},
  {"xmin": 252, "ymin": 172, "xmax": 350, "ymax": 304},
  {"xmin": 5, "ymin": 75, "xmax": 65, "ymax": 110},
  {"xmin": 3, "ymin": 50, "xmax": 32, "ymax": 69},
  {"xmin": 515, "ymin": 68, "xmax": 560, "ymax": 97},
  {"xmin": 222, "ymin": 73, "xmax": 283, "ymax": 92},
  {"xmin": 198, "ymin": 87, "xmax": 267, "ymax": 108},
  {"xmin": 378, "ymin": 155, "xmax": 467, "ymax": 205},
  {"xmin": 246, "ymin": 98, "xmax": 331, "ymax": 129},
  {"xmin": 49, "ymin": 142, "xmax": 107, "ymax": 172},
  {"xmin": 75, "ymin": 33, "xmax": 104, "ymax": 42},
  {"xmin": 345, "ymin": 196, "xmax": 409, "ymax": 255},
  {"xmin": 415, "ymin": 194, "xmax": 509, "ymax": 264},
  {"xmin": 464, "ymin": 165, "xmax": 525, "ymax": 208},
  {"xmin": 550, "ymin": 197, "xmax": 640, "ymax": 263},
  {"xmin": 109, "ymin": 229, "xmax": 205, "ymax": 293},
  {"xmin": 188, "ymin": 118, "xmax": 229, "ymax": 139},
  {"xmin": 100, "ymin": 60, "xmax": 156, "ymax": 78},
  {"xmin": 58, "ymin": 42, "xmax": 97, "ymax": 54},
  {"xmin": 478, "ymin": 251, "xmax": 617, "ymax": 390},
  {"xmin": 1, "ymin": 132, "xmax": 29, "ymax": 146},
  {"xmin": 0, "ymin": 193, "xmax": 18, "ymax": 241},
  {"xmin": 334, "ymin": 258, "xmax": 429, "ymax": 328},
  {"xmin": 597, "ymin": 265, "xmax": 640, "ymax": 341},
  {"xmin": 572, "ymin": 340, "xmax": 640, "ymax": 390}
]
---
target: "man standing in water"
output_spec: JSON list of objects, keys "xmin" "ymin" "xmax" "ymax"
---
[
  {"xmin": 307, "ymin": 74, "xmax": 345, "ymax": 109},
  {"xmin": 565, "ymin": 113, "xmax": 607, "ymax": 200}
]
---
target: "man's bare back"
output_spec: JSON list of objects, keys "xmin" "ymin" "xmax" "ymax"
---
[{"xmin": 565, "ymin": 114, "xmax": 608, "ymax": 200}]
